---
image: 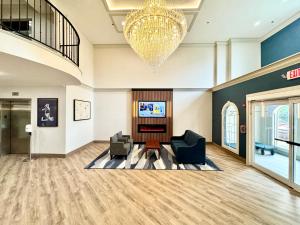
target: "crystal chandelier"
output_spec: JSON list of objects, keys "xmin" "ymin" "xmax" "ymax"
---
[{"xmin": 123, "ymin": 0, "xmax": 187, "ymax": 67}]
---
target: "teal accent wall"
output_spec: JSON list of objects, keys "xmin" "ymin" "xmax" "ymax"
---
[
  {"xmin": 212, "ymin": 64, "xmax": 300, "ymax": 158},
  {"xmin": 261, "ymin": 18, "xmax": 300, "ymax": 67}
]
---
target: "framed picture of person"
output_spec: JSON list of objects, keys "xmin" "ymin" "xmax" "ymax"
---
[
  {"xmin": 74, "ymin": 99, "xmax": 91, "ymax": 121},
  {"xmin": 37, "ymin": 98, "xmax": 58, "ymax": 127}
]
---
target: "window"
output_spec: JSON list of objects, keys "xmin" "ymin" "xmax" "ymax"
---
[
  {"xmin": 273, "ymin": 105, "xmax": 289, "ymax": 150},
  {"xmin": 222, "ymin": 101, "xmax": 239, "ymax": 154}
]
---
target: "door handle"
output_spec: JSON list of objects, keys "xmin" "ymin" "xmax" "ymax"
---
[{"xmin": 275, "ymin": 138, "xmax": 300, "ymax": 147}]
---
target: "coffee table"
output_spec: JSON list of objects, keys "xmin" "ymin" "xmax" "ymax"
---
[{"xmin": 144, "ymin": 140, "xmax": 161, "ymax": 159}]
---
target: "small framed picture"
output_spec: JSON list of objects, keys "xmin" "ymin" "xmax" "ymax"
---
[
  {"xmin": 74, "ymin": 99, "xmax": 91, "ymax": 121},
  {"xmin": 37, "ymin": 98, "xmax": 58, "ymax": 127}
]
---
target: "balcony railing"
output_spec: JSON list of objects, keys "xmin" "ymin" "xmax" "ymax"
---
[{"xmin": 0, "ymin": 0, "xmax": 80, "ymax": 66}]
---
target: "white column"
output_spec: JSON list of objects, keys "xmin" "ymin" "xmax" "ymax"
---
[{"xmin": 214, "ymin": 41, "xmax": 229, "ymax": 85}]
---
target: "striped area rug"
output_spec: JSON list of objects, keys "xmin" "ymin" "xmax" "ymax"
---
[{"xmin": 86, "ymin": 144, "xmax": 221, "ymax": 171}]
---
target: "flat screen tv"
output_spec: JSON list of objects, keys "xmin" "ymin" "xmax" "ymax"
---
[{"xmin": 138, "ymin": 101, "xmax": 166, "ymax": 118}]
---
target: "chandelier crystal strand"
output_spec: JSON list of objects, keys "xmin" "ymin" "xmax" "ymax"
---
[{"xmin": 124, "ymin": 0, "xmax": 187, "ymax": 68}]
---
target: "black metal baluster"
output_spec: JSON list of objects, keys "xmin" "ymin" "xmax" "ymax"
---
[
  {"xmin": 1, "ymin": 0, "xmax": 3, "ymax": 24},
  {"xmin": 33, "ymin": 0, "xmax": 35, "ymax": 39},
  {"xmin": 39, "ymin": 0, "xmax": 41, "ymax": 41},
  {"xmin": 26, "ymin": 0, "xmax": 28, "ymax": 19},
  {"xmin": 71, "ymin": 30, "xmax": 73, "ymax": 62},
  {"xmin": 76, "ymin": 36, "xmax": 80, "ymax": 66},
  {"xmin": 54, "ymin": 10, "xmax": 56, "ymax": 50},
  {"xmin": 0, "ymin": 0, "xmax": 3, "ymax": 23},
  {"xmin": 45, "ymin": 2, "xmax": 47, "ymax": 45},
  {"xmin": 68, "ymin": 24, "xmax": 70, "ymax": 59},
  {"xmin": 50, "ymin": 6, "xmax": 52, "ymax": 47},
  {"xmin": 58, "ymin": 13, "xmax": 60, "ymax": 51},
  {"xmin": 62, "ymin": 17, "xmax": 65, "ymax": 56},
  {"xmin": 10, "ymin": 0, "xmax": 12, "ymax": 28},
  {"xmin": 19, "ymin": 0, "xmax": 21, "ymax": 32}
]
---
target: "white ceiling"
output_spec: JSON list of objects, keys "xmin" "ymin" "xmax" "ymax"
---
[
  {"xmin": 103, "ymin": 0, "xmax": 203, "ymax": 11},
  {"xmin": 55, "ymin": 0, "xmax": 300, "ymax": 44}
]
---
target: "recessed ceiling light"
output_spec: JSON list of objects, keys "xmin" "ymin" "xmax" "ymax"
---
[{"xmin": 254, "ymin": 20, "xmax": 261, "ymax": 27}]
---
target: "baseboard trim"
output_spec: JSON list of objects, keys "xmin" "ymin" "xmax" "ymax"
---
[
  {"xmin": 31, "ymin": 154, "xmax": 66, "ymax": 158},
  {"xmin": 66, "ymin": 141, "xmax": 94, "ymax": 157},
  {"xmin": 93, "ymin": 140, "xmax": 110, "ymax": 143},
  {"xmin": 212, "ymin": 143, "xmax": 246, "ymax": 163}
]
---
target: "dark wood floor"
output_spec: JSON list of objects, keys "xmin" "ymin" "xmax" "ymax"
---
[{"xmin": 0, "ymin": 143, "xmax": 300, "ymax": 225}]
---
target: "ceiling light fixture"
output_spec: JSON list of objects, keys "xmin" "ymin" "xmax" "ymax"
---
[
  {"xmin": 123, "ymin": 0, "xmax": 187, "ymax": 67},
  {"xmin": 254, "ymin": 20, "xmax": 261, "ymax": 27}
]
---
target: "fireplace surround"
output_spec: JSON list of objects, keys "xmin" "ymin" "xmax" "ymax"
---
[{"xmin": 132, "ymin": 89, "xmax": 173, "ymax": 142}]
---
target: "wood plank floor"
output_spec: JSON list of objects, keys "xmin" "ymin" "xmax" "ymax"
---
[{"xmin": 0, "ymin": 143, "xmax": 300, "ymax": 225}]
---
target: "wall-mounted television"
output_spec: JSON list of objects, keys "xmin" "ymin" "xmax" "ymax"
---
[{"xmin": 138, "ymin": 101, "xmax": 166, "ymax": 118}]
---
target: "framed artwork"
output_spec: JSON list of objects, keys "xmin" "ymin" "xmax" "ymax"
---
[
  {"xmin": 37, "ymin": 98, "xmax": 58, "ymax": 127},
  {"xmin": 74, "ymin": 99, "xmax": 91, "ymax": 121}
]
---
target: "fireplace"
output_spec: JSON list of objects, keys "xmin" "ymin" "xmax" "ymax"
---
[
  {"xmin": 132, "ymin": 89, "xmax": 173, "ymax": 142},
  {"xmin": 138, "ymin": 124, "xmax": 167, "ymax": 133}
]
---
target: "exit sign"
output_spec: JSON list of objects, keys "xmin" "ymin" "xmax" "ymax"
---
[{"xmin": 287, "ymin": 68, "xmax": 300, "ymax": 80}]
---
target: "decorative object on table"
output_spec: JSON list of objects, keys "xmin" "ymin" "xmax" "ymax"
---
[
  {"xmin": 74, "ymin": 99, "xmax": 91, "ymax": 121},
  {"xmin": 86, "ymin": 144, "xmax": 220, "ymax": 171},
  {"xmin": 171, "ymin": 130, "xmax": 206, "ymax": 164},
  {"xmin": 123, "ymin": 0, "xmax": 187, "ymax": 68},
  {"xmin": 37, "ymin": 98, "xmax": 58, "ymax": 127}
]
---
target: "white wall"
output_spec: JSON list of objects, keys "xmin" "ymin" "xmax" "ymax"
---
[
  {"xmin": 0, "ymin": 86, "xmax": 66, "ymax": 154},
  {"xmin": 93, "ymin": 90, "xmax": 212, "ymax": 142},
  {"xmin": 93, "ymin": 45, "xmax": 215, "ymax": 89},
  {"xmin": 229, "ymin": 39, "xmax": 261, "ymax": 79},
  {"xmin": 94, "ymin": 90, "xmax": 132, "ymax": 140},
  {"xmin": 173, "ymin": 90, "xmax": 212, "ymax": 142},
  {"xmin": 65, "ymin": 85, "xmax": 94, "ymax": 153},
  {"xmin": 78, "ymin": 33, "xmax": 95, "ymax": 87}
]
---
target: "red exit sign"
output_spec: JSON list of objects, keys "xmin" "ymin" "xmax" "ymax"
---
[{"xmin": 287, "ymin": 68, "xmax": 300, "ymax": 80}]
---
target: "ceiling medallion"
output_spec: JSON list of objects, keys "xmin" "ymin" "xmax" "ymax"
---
[{"xmin": 123, "ymin": 0, "xmax": 187, "ymax": 67}]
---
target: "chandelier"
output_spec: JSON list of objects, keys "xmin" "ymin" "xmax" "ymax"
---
[{"xmin": 123, "ymin": 0, "xmax": 187, "ymax": 67}]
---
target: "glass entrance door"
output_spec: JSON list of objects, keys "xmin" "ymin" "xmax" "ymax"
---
[
  {"xmin": 292, "ymin": 102, "xmax": 300, "ymax": 188},
  {"xmin": 251, "ymin": 99, "xmax": 300, "ymax": 190},
  {"xmin": 252, "ymin": 101, "xmax": 290, "ymax": 180}
]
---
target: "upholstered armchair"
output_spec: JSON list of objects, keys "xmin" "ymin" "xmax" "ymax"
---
[
  {"xmin": 116, "ymin": 131, "xmax": 133, "ymax": 149},
  {"xmin": 110, "ymin": 134, "xmax": 131, "ymax": 159}
]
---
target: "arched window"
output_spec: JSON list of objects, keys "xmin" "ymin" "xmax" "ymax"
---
[
  {"xmin": 222, "ymin": 101, "xmax": 239, "ymax": 154},
  {"xmin": 273, "ymin": 105, "xmax": 289, "ymax": 150}
]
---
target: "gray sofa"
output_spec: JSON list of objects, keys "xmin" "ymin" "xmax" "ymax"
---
[{"xmin": 110, "ymin": 131, "xmax": 133, "ymax": 159}]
